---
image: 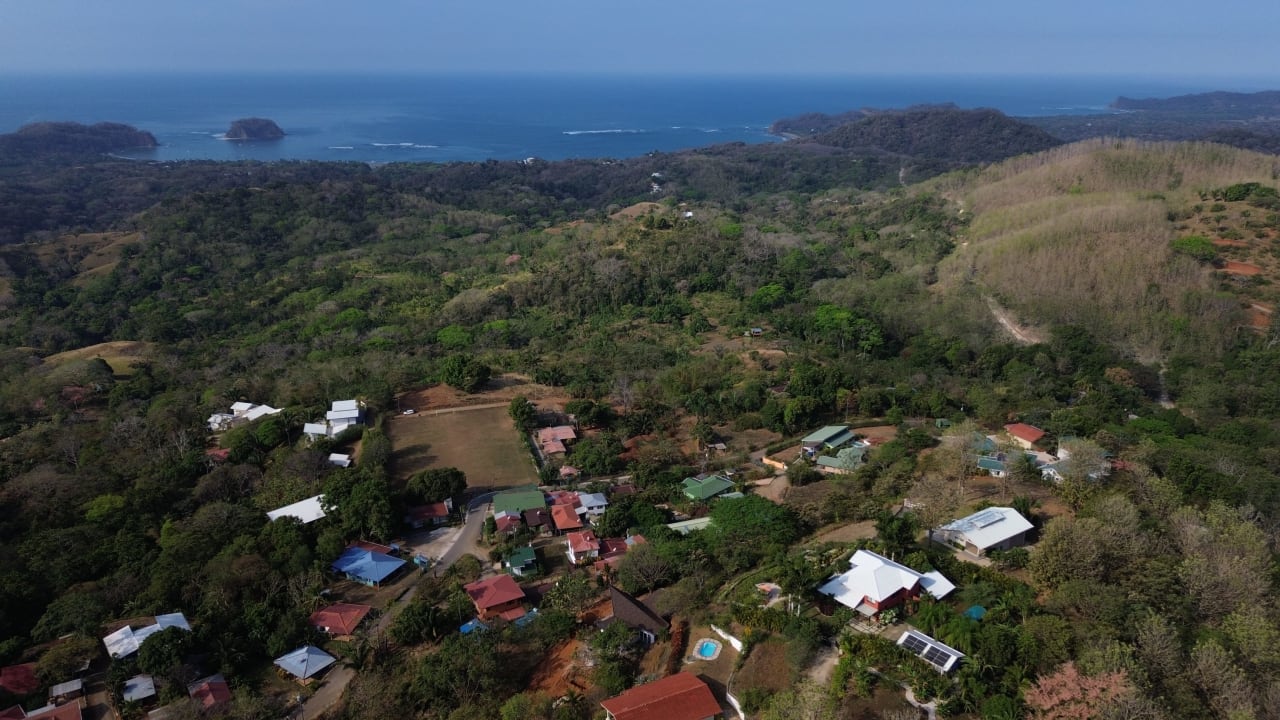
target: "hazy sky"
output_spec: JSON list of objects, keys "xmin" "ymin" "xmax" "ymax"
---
[{"xmin": 2, "ymin": 0, "xmax": 1277, "ymax": 77}]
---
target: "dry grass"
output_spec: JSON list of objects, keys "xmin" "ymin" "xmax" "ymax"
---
[
  {"xmin": 733, "ymin": 637, "xmax": 794, "ymax": 694},
  {"xmin": 932, "ymin": 140, "xmax": 1280, "ymax": 360},
  {"xmin": 385, "ymin": 405, "xmax": 538, "ymax": 490},
  {"xmin": 33, "ymin": 231, "xmax": 144, "ymax": 287},
  {"xmin": 43, "ymin": 340, "xmax": 153, "ymax": 376}
]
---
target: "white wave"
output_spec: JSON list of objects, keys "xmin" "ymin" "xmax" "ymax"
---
[
  {"xmin": 562, "ymin": 129, "xmax": 644, "ymax": 136},
  {"xmin": 328, "ymin": 146, "xmax": 355, "ymax": 150},
  {"xmin": 370, "ymin": 141, "xmax": 437, "ymax": 148},
  {"xmin": 701, "ymin": 128, "xmax": 720, "ymax": 133}
]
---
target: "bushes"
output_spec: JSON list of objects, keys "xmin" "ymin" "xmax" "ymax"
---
[{"xmin": 1170, "ymin": 235, "xmax": 1216, "ymax": 263}]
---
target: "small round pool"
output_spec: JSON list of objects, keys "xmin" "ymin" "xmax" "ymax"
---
[{"xmin": 693, "ymin": 638, "xmax": 722, "ymax": 660}]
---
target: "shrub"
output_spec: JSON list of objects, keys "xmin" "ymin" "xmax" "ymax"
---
[{"xmin": 1170, "ymin": 235, "xmax": 1216, "ymax": 263}]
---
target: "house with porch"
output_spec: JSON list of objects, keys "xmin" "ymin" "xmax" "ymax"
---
[
  {"xmin": 579, "ymin": 492, "xmax": 609, "ymax": 519},
  {"xmin": 273, "ymin": 646, "xmax": 336, "ymax": 684},
  {"xmin": 935, "ymin": 507, "xmax": 1033, "ymax": 557},
  {"xmin": 817, "ymin": 549, "xmax": 954, "ymax": 620},
  {"xmin": 464, "ymin": 575, "xmax": 527, "ymax": 621},
  {"xmin": 600, "ymin": 672, "xmax": 721, "ymax": 720}
]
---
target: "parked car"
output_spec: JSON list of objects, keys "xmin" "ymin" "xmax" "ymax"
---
[{"xmin": 402, "ymin": 408, "xmax": 416, "ymax": 415}]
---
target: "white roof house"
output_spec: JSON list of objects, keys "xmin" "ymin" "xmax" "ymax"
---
[
  {"xmin": 122, "ymin": 675, "xmax": 157, "ymax": 703},
  {"xmin": 936, "ymin": 507, "xmax": 1033, "ymax": 556},
  {"xmin": 303, "ymin": 422, "xmax": 329, "ymax": 438},
  {"xmin": 328, "ymin": 453, "xmax": 352, "ymax": 468},
  {"xmin": 266, "ymin": 495, "xmax": 327, "ymax": 524},
  {"xmin": 331, "ymin": 400, "xmax": 360, "ymax": 413},
  {"xmin": 579, "ymin": 493, "xmax": 608, "ymax": 517},
  {"xmin": 244, "ymin": 405, "xmax": 282, "ymax": 422},
  {"xmin": 230, "ymin": 402, "xmax": 254, "ymax": 415},
  {"xmin": 326, "ymin": 409, "xmax": 361, "ymax": 421},
  {"xmin": 206, "ymin": 413, "xmax": 235, "ymax": 432},
  {"xmin": 103, "ymin": 613, "xmax": 191, "ymax": 659},
  {"xmin": 818, "ymin": 549, "xmax": 953, "ymax": 616}
]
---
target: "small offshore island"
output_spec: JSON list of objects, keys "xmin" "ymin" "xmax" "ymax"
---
[{"xmin": 224, "ymin": 117, "xmax": 285, "ymax": 140}]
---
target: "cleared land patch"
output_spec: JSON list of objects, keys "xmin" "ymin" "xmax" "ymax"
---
[
  {"xmin": 43, "ymin": 340, "xmax": 153, "ymax": 376},
  {"xmin": 386, "ymin": 405, "xmax": 537, "ymax": 490}
]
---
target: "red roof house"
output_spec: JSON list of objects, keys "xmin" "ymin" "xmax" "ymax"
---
[
  {"xmin": 551, "ymin": 504, "xmax": 584, "ymax": 532},
  {"xmin": 494, "ymin": 512, "xmax": 522, "ymax": 534},
  {"xmin": 600, "ymin": 672, "xmax": 721, "ymax": 720},
  {"xmin": 25, "ymin": 704, "xmax": 82, "ymax": 720},
  {"xmin": 187, "ymin": 674, "xmax": 232, "ymax": 709},
  {"xmin": 464, "ymin": 575, "xmax": 526, "ymax": 621},
  {"xmin": 0, "ymin": 706, "xmax": 25, "ymax": 720},
  {"xmin": 565, "ymin": 530, "xmax": 600, "ymax": 565},
  {"xmin": 1003, "ymin": 423, "xmax": 1046, "ymax": 449},
  {"xmin": 0, "ymin": 663, "xmax": 38, "ymax": 696},
  {"xmin": 309, "ymin": 603, "xmax": 372, "ymax": 637},
  {"xmin": 405, "ymin": 501, "xmax": 450, "ymax": 528}
]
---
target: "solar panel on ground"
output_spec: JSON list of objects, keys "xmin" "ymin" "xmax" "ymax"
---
[
  {"xmin": 901, "ymin": 633, "xmax": 929, "ymax": 654},
  {"xmin": 923, "ymin": 646, "xmax": 952, "ymax": 667}
]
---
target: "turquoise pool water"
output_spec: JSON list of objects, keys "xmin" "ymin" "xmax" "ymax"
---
[{"xmin": 696, "ymin": 639, "xmax": 720, "ymax": 658}]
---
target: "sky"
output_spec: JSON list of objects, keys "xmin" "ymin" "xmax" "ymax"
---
[{"xmin": 1, "ymin": 0, "xmax": 1278, "ymax": 78}]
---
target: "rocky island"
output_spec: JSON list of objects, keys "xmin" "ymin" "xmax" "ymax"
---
[{"xmin": 224, "ymin": 117, "xmax": 285, "ymax": 140}]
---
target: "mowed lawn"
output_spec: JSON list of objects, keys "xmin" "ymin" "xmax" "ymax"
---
[{"xmin": 387, "ymin": 406, "xmax": 538, "ymax": 490}]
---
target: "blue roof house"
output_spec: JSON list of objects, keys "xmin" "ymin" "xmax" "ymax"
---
[{"xmin": 331, "ymin": 547, "xmax": 406, "ymax": 586}]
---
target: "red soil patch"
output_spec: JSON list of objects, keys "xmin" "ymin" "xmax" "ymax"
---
[
  {"xmin": 1246, "ymin": 302, "xmax": 1273, "ymax": 330},
  {"xmin": 1212, "ymin": 238, "xmax": 1250, "ymax": 248},
  {"xmin": 1223, "ymin": 261, "xmax": 1263, "ymax": 276},
  {"xmin": 527, "ymin": 639, "xmax": 594, "ymax": 697}
]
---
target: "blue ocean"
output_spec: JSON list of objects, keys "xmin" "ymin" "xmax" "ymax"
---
[{"xmin": 0, "ymin": 74, "xmax": 1268, "ymax": 163}]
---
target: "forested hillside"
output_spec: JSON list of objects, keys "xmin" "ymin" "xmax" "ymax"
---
[{"xmin": 3, "ymin": 122, "xmax": 1280, "ymax": 720}]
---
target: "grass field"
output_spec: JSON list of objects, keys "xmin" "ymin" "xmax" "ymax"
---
[
  {"xmin": 386, "ymin": 405, "xmax": 538, "ymax": 491},
  {"xmin": 43, "ymin": 340, "xmax": 153, "ymax": 376}
]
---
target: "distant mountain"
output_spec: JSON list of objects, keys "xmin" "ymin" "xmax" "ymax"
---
[
  {"xmin": 807, "ymin": 107, "xmax": 1063, "ymax": 165},
  {"xmin": 225, "ymin": 117, "xmax": 285, "ymax": 140},
  {"xmin": 0, "ymin": 122, "xmax": 157, "ymax": 161},
  {"xmin": 1113, "ymin": 90, "xmax": 1280, "ymax": 115}
]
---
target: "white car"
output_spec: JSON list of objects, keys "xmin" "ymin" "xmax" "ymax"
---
[{"xmin": 402, "ymin": 408, "xmax": 416, "ymax": 415}]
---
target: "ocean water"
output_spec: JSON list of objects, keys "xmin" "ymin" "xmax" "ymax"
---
[{"xmin": 0, "ymin": 74, "xmax": 1261, "ymax": 163}]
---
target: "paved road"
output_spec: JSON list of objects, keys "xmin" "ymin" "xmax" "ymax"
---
[{"xmin": 298, "ymin": 491, "xmax": 495, "ymax": 720}]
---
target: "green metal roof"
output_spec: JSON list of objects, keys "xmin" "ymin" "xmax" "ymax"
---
[
  {"xmin": 977, "ymin": 456, "xmax": 1006, "ymax": 472},
  {"xmin": 682, "ymin": 475, "xmax": 734, "ymax": 501},
  {"xmin": 802, "ymin": 425, "xmax": 851, "ymax": 445},
  {"xmin": 492, "ymin": 486, "xmax": 546, "ymax": 515},
  {"xmin": 506, "ymin": 546, "xmax": 536, "ymax": 566}
]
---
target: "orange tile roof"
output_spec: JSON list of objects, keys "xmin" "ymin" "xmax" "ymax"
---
[
  {"xmin": 187, "ymin": 675, "xmax": 232, "ymax": 708},
  {"xmin": 1004, "ymin": 423, "xmax": 1046, "ymax": 444},
  {"xmin": 464, "ymin": 575, "xmax": 525, "ymax": 610},
  {"xmin": 566, "ymin": 530, "xmax": 600, "ymax": 553},
  {"xmin": 308, "ymin": 603, "xmax": 372, "ymax": 636},
  {"xmin": 25, "ymin": 703, "xmax": 82, "ymax": 720},
  {"xmin": 600, "ymin": 672, "xmax": 720, "ymax": 720},
  {"xmin": 551, "ymin": 504, "xmax": 583, "ymax": 530}
]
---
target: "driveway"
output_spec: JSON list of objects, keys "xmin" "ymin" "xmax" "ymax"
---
[{"xmin": 298, "ymin": 491, "xmax": 494, "ymax": 719}]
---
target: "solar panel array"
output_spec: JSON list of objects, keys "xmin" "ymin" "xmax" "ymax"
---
[{"xmin": 897, "ymin": 629, "xmax": 962, "ymax": 672}]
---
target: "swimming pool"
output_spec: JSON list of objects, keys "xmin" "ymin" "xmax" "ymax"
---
[{"xmin": 694, "ymin": 638, "xmax": 722, "ymax": 660}]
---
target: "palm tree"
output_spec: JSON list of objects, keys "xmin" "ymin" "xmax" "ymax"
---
[{"xmin": 912, "ymin": 600, "xmax": 953, "ymax": 636}]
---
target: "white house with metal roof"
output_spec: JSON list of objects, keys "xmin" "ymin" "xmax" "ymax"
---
[
  {"xmin": 266, "ymin": 494, "xmax": 327, "ymax": 524},
  {"xmin": 817, "ymin": 549, "xmax": 953, "ymax": 618},
  {"xmin": 935, "ymin": 506, "xmax": 1033, "ymax": 556}
]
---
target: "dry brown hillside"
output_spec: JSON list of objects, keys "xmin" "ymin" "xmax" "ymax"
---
[{"xmin": 931, "ymin": 139, "xmax": 1280, "ymax": 361}]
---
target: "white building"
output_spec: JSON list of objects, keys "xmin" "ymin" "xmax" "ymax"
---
[
  {"xmin": 817, "ymin": 549, "xmax": 954, "ymax": 618},
  {"xmin": 935, "ymin": 507, "xmax": 1033, "ymax": 557},
  {"xmin": 266, "ymin": 495, "xmax": 327, "ymax": 524},
  {"xmin": 206, "ymin": 401, "xmax": 282, "ymax": 432}
]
